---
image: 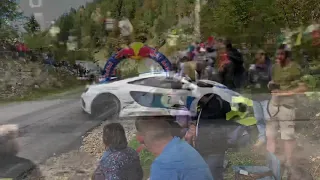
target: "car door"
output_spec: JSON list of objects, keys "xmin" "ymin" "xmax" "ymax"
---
[
  {"xmin": 124, "ymin": 77, "xmax": 171, "ymax": 116},
  {"xmin": 144, "ymin": 77, "xmax": 195, "ymax": 116},
  {"xmin": 126, "ymin": 76, "xmax": 195, "ymax": 116}
]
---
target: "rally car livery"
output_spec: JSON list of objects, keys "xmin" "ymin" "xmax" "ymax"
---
[{"xmin": 81, "ymin": 72, "xmax": 255, "ymax": 125}]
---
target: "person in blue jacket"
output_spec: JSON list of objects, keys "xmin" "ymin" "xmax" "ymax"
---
[{"xmin": 135, "ymin": 117, "xmax": 213, "ymax": 180}]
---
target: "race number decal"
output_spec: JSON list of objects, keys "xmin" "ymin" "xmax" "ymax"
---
[{"xmin": 161, "ymin": 95, "xmax": 173, "ymax": 107}]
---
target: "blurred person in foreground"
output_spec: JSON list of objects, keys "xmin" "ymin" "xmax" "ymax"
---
[
  {"xmin": 135, "ymin": 118, "xmax": 213, "ymax": 180},
  {"xmin": 248, "ymin": 49, "xmax": 272, "ymax": 148},
  {"xmin": 267, "ymin": 44, "xmax": 308, "ymax": 167},
  {"xmin": 195, "ymin": 92, "xmax": 248, "ymax": 180},
  {"xmin": 92, "ymin": 123, "xmax": 143, "ymax": 180}
]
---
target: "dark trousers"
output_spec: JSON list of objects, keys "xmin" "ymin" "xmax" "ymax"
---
[{"xmin": 196, "ymin": 123, "xmax": 230, "ymax": 180}]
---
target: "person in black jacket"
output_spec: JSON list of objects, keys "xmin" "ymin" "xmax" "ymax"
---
[
  {"xmin": 217, "ymin": 44, "xmax": 235, "ymax": 89},
  {"xmin": 225, "ymin": 40, "xmax": 245, "ymax": 89},
  {"xmin": 196, "ymin": 94, "xmax": 249, "ymax": 180}
]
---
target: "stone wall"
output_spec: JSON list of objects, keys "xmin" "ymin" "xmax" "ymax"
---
[{"xmin": 0, "ymin": 59, "xmax": 77, "ymax": 100}]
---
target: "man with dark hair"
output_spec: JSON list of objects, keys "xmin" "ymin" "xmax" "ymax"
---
[
  {"xmin": 225, "ymin": 39, "xmax": 245, "ymax": 89},
  {"xmin": 196, "ymin": 94, "xmax": 238, "ymax": 180},
  {"xmin": 217, "ymin": 44, "xmax": 235, "ymax": 89},
  {"xmin": 267, "ymin": 44, "xmax": 308, "ymax": 167},
  {"xmin": 135, "ymin": 118, "xmax": 213, "ymax": 180},
  {"xmin": 93, "ymin": 123, "xmax": 143, "ymax": 180}
]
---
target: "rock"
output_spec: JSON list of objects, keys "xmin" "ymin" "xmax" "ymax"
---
[
  {"xmin": 53, "ymin": 81, "xmax": 63, "ymax": 88},
  {"xmin": 34, "ymin": 85, "xmax": 40, "ymax": 89}
]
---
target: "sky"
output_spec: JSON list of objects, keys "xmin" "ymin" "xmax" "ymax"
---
[{"xmin": 18, "ymin": 0, "xmax": 93, "ymax": 29}]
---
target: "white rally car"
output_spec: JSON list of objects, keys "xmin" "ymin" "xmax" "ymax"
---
[{"xmin": 81, "ymin": 72, "xmax": 241, "ymax": 120}]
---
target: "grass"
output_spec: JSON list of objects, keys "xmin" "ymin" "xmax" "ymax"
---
[
  {"xmin": 129, "ymin": 137, "xmax": 155, "ymax": 180},
  {"xmin": 128, "ymin": 136, "xmax": 264, "ymax": 180}
]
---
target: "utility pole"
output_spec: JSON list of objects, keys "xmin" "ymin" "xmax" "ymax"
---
[{"xmin": 194, "ymin": 0, "xmax": 201, "ymax": 41}]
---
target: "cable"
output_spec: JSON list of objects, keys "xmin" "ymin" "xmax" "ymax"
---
[
  {"xmin": 195, "ymin": 93, "xmax": 222, "ymax": 136},
  {"xmin": 266, "ymin": 99, "xmax": 280, "ymax": 118}
]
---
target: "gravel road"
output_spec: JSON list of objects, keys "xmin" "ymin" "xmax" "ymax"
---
[
  {"xmin": 0, "ymin": 89, "xmax": 109, "ymax": 178},
  {"xmin": 25, "ymin": 119, "xmax": 137, "ymax": 180}
]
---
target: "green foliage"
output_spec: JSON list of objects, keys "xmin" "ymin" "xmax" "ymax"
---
[
  {"xmin": 0, "ymin": 0, "xmax": 23, "ymax": 28},
  {"xmin": 24, "ymin": 32, "xmax": 53, "ymax": 49},
  {"xmin": 0, "ymin": 0, "xmax": 23, "ymax": 42},
  {"xmin": 128, "ymin": 137, "xmax": 156, "ymax": 179},
  {"xmin": 302, "ymin": 74, "xmax": 318, "ymax": 89},
  {"xmin": 201, "ymin": 0, "xmax": 284, "ymax": 45},
  {"xmin": 19, "ymin": 0, "xmax": 194, "ymax": 63},
  {"xmin": 200, "ymin": 0, "xmax": 320, "ymax": 48},
  {"xmin": 24, "ymin": 15, "xmax": 40, "ymax": 34},
  {"xmin": 0, "ymin": 24, "xmax": 19, "ymax": 42},
  {"xmin": 117, "ymin": 60, "xmax": 139, "ymax": 78}
]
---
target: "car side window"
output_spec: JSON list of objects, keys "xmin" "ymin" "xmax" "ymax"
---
[
  {"xmin": 161, "ymin": 78, "xmax": 183, "ymax": 89},
  {"xmin": 128, "ymin": 77, "xmax": 183, "ymax": 89},
  {"xmin": 127, "ymin": 78, "xmax": 157, "ymax": 86}
]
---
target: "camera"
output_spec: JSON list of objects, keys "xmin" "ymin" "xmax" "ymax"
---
[{"xmin": 269, "ymin": 83, "xmax": 280, "ymax": 91}]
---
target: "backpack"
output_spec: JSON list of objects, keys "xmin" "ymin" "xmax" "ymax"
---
[{"xmin": 196, "ymin": 94, "xmax": 251, "ymax": 150}]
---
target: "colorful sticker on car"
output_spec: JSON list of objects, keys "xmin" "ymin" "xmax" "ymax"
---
[{"xmin": 130, "ymin": 91, "xmax": 196, "ymax": 110}]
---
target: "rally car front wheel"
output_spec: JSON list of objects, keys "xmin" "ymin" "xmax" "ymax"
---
[{"xmin": 90, "ymin": 93, "xmax": 121, "ymax": 120}]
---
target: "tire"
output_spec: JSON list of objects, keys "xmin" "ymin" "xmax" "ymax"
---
[{"xmin": 90, "ymin": 93, "xmax": 121, "ymax": 120}]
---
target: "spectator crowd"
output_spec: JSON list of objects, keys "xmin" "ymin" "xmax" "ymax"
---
[
  {"xmin": 89, "ymin": 36, "xmax": 315, "ymax": 180},
  {"xmin": 0, "ymin": 40, "xmax": 101, "ymax": 80},
  {"xmin": 0, "ymin": 36, "xmax": 316, "ymax": 179}
]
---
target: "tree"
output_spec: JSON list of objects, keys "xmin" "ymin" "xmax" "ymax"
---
[
  {"xmin": 276, "ymin": 0, "xmax": 320, "ymax": 28},
  {"xmin": 56, "ymin": 13, "xmax": 75, "ymax": 42},
  {"xmin": 0, "ymin": 23, "xmax": 19, "ymax": 42},
  {"xmin": 24, "ymin": 15, "xmax": 40, "ymax": 34},
  {"xmin": 0, "ymin": 0, "xmax": 23, "ymax": 28},
  {"xmin": 201, "ymin": 0, "xmax": 285, "ymax": 45}
]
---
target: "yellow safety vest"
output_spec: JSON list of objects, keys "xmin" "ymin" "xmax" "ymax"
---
[
  {"xmin": 196, "ymin": 95, "xmax": 257, "ymax": 126},
  {"xmin": 226, "ymin": 96, "xmax": 257, "ymax": 126}
]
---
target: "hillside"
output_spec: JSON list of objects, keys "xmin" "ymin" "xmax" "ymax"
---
[
  {"xmin": 23, "ymin": 0, "xmax": 195, "ymax": 64},
  {"xmin": 0, "ymin": 59, "xmax": 81, "ymax": 101}
]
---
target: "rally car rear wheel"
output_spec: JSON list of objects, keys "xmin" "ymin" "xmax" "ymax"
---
[{"xmin": 90, "ymin": 93, "xmax": 121, "ymax": 120}]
